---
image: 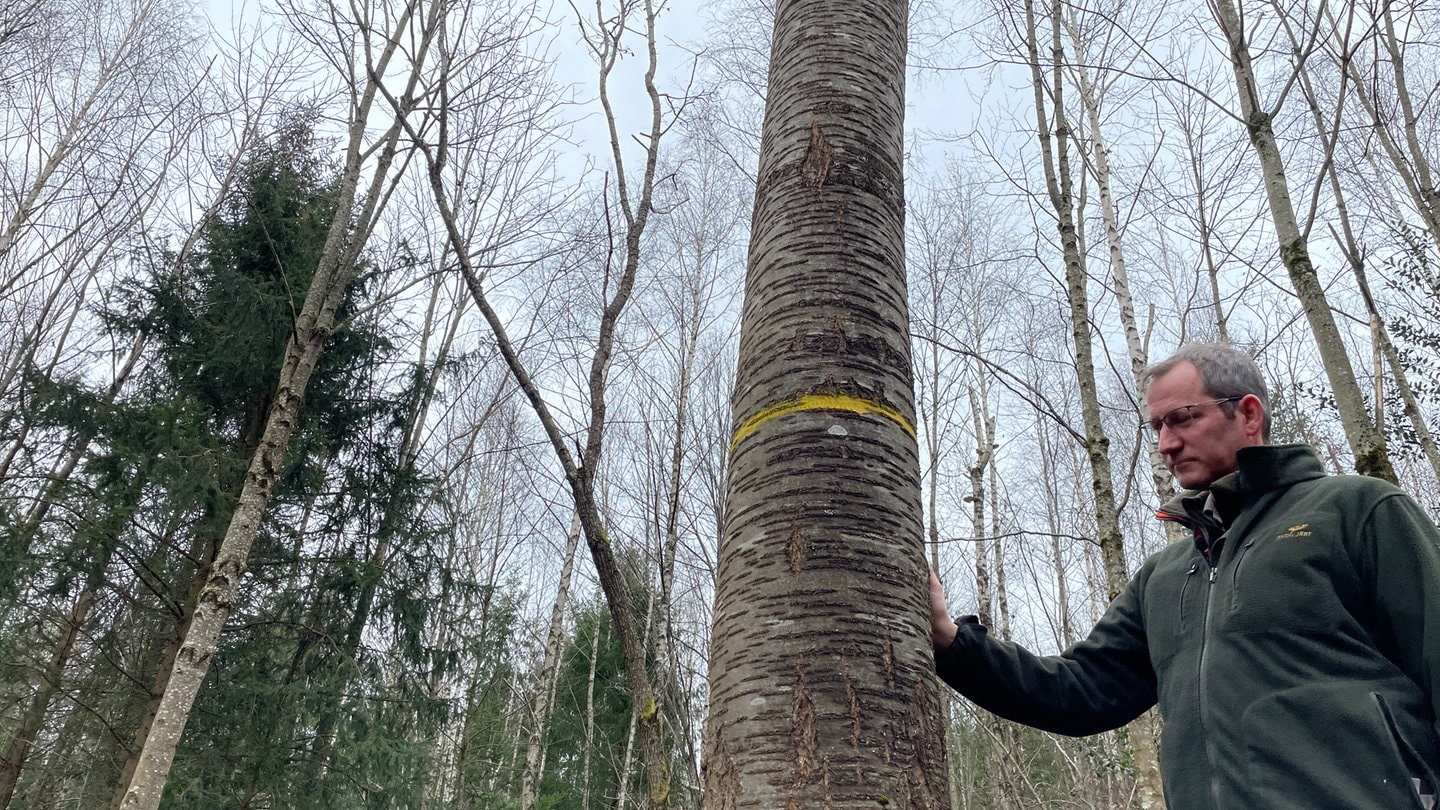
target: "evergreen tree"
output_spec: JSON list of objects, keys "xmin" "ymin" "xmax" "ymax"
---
[{"xmin": 0, "ymin": 116, "xmax": 456, "ymax": 808}]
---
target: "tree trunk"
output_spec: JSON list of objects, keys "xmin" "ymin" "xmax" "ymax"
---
[
  {"xmin": 111, "ymin": 2, "xmax": 428, "ymax": 802},
  {"xmin": 1060, "ymin": 16, "xmax": 1169, "ymax": 806},
  {"xmin": 1326, "ymin": 1, "xmax": 1440, "ymax": 253},
  {"xmin": 0, "ymin": 585, "xmax": 96, "ymax": 808},
  {"xmin": 969, "ymin": 389, "xmax": 994, "ymax": 630},
  {"xmin": 1344, "ymin": 238, "xmax": 1440, "ymax": 486},
  {"xmin": 519, "ymin": 515, "xmax": 583, "ymax": 810},
  {"xmin": 406, "ymin": 0, "xmax": 676, "ymax": 801},
  {"xmin": 701, "ymin": 0, "xmax": 948, "ymax": 805},
  {"xmin": 1285, "ymin": 14, "xmax": 1440, "ymax": 491},
  {"xmin": 107, "ymin": 523, "xmax": 219, "ymax": 810},
  {"xmin": 582, "ymin": 610, "xmax": 603, "ymax": 810},
  {"xmin": 1210, "ymin": 0, "xmax": 1395, "ymax": 482},
  {"xmin": 1025, "ymin": 2, "xmax": 1163, "ymax": 805}
]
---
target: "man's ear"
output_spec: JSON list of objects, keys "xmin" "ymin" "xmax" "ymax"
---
[{"xmin": 1238, "ymin": 393, "xmax": 1266, "ymax": 442}]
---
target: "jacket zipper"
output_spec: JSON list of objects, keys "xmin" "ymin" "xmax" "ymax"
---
[
  {"xmin": 1179, "ymin": 563, "xmax": 1198, "ymax": 628},
  {"xmin": 1200, "ymin": 532, "xmax": 1228, "ymax": 808},
  {"xmin": 1230, "ymin": 539, "xmax": 1255, "ymax": 611}
]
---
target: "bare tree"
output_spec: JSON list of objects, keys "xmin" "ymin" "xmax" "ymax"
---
[
  {"xmin": 1020, "ymin": 0, "xmax": 1162, "ymax": 803},
  {"xmin": 1209, "ymin": 0, "xmax": 1395, "ymax": 481},
  {"xmin": 111, "ymin": 0, "xmax": 440, "ymax": 803},
  {"xmin": 393, "ymin": 0, "xmax": 682, "ymax": 803}
]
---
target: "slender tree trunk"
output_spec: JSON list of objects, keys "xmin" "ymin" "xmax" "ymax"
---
[
  {"xmin": 111, "ymin": 4, "xmax": 429, "ymax": 803},
  {"xmin": 520, "ymin": 515, "xmax": 583, "ymax": 810},
  {"xmin": 1171, "ymin": 118, "xmax": 1232, "ymax": 343},
  {"xmin": 988, "ymin": 442, "xmax": 1008, "ymax": 643},
  {"xmin": 1326, "ymin": 1, "xmax": 1440, "ymax": 252},
  {"xmin": 108, "ymin": 555, "xmax": 209, "ymax": 810},
  {"xmin": 0, "ymin": 585, "xmax": 96, "ymax": 808},
  {"xmin": 1024, "ymin": 0, "xmax": 1127, "ymax": 607},
  {"xmin": 920, "ymin": 337, "xmax": 961, "ymax": 810},
  {"xmin": 1283, "ymin": 12, "xmax": 1440, "ymax": 490},
  {"xmin": 581, "ymin": 610, "xmax": 603, "ymax": 810},
  {"xmin": 1210, "ymin": 0, "xmax": 1395, "ymax": 482},
  {"xmin": 1060, "ymin": 15, "xmax": 1169, "ymax": 806},
  {"xmin": 969, "ymin": 390, "xmax": 993, "ymax": 630},
  {"xmin": 702, "ymin": 0, "xmax": 948, "ymax": 805},
  {"xmin": 653, "ymin": 278, "xmax": 708, "ymax": 808},
  {"xmin": 1037, "ymin": 424, "xmax": 1074, "ymax": 648},
  {"xmin": 404, "ymin": 0, "xmax": 675, "ymax": 799},
  {"xmin": 620, "ymin": 573, "xmax": 668, "ymax": 810},
  {"xmin": 1025, "ymin": 3, "xmax": 1164, "ymax": 805},
  {"xmin": 1064, "ymin": 23, "xmax": 1178, "ymax": 512}
]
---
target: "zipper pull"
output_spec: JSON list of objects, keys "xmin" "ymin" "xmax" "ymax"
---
[{"xmin": 1208, "ymin": 566, "xmax": 1218, "ymax": 584}]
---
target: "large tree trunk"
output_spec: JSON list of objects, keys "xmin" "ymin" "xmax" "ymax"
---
[
  {"xmin": 1210, "ymin": 0, "xmax": 1395, "ymax": 482},
  {"xmin": 701, "ymin": 0, "xmax": 948, "ymax": 806}
]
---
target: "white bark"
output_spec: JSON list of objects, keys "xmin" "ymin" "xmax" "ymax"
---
[
  {"xmin": 1210, "ymin": 0, "xmax": 1394, "ymax": 481},
  {"xmin": 520, "ymin": 514, "xmax": 583, "ymax": 810},
  {"xmin": 113, "ymin": 0, "xmax": 433, "ymax": 804}
]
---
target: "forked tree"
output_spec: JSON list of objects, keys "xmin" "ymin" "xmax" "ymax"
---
[{"xmin": 701, "ymin": 0, "xmax": 949, "ymax": 805}]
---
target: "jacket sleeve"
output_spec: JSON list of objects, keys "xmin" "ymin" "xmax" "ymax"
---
[
  {"xmin": 934, "ymin": 566, "xmax": 1158, "ymax": 737},
  {"xmin": 1360, "ymin": 491, "xmax": 1440, "ymax": 740}
]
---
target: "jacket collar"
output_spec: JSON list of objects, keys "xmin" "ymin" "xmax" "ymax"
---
[
  {"xmin": 1233, "ymin": 443, "xmax": 1327, "ymax": 495},
  {"xmin": 1157, "ymin": 444, "xmax": 1326, "ymax": 529}
]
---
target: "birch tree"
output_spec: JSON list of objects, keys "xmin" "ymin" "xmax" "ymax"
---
[
  {"xmin": 111, "ymin": 0, "xmax": 441, "ymax": 802},
  {"xmin": 1020, "ymin": 0, "xmax": 1162, "ymax": 803},
  {"xmin": 1209, "ymin": 0, "xmax": 1395, "ymax": 481}
]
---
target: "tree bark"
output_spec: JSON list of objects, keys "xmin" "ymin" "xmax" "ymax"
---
[
  {"xmin": 0, "ymin": 585, "xmax": 95, "ymax": 808},
  {"xmin": 1026, "ymin": 1, "xmax": 1163, "ymax": 804},
  {"xmin": 1210, "ymin": 0, "xmax": 1395, "ymax": 482},
  {"xmin": 701, "ymin": 0, "xmax": 948, "ymax": 805},
  {"xmin": 520, "ymin": 514, "xmax": 583, "ymax": 810},
  {"xmin": 111, "ymin": 1, "xmax": 429, "ymax": 803},
  {"xmin": 969, "ymin": 391, "xmax": 993, "ymax": 630},
  {"xmin": 1324, "ymin": 1, "xmax": 1440, "ymax": 253},
  {"xmin": 403, "ymin": 0, "xmax": 676, "ymax": 802},
  {"xmin": 1060, "ymin": 15, "xmax": 1169, "ymax": 806}
]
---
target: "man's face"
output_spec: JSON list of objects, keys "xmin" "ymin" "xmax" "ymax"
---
[{"xmin": 1146, "ymin": 362, "xmax": 1260, "ymax": 490}]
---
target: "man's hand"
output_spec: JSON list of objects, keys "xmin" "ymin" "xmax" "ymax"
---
[{"xmin": 929, "ymin": 568, "xmax": 958, "ymax": 650}]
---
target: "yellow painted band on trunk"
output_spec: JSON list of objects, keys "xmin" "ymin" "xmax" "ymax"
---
[{"xmin": 730, "ymin": 393, "xmax": 916, "ymax": 451}]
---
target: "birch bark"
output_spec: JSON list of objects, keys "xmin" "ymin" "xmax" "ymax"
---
[
  {"xmin": 112, "ymin": 0, "xmax": 433, "ymax": 803},
  {"xmin": 1210, "ymin": 0, "xmax": 1395, "ymax": 481},
  {"xmin": 1025, "ymin": 2, "xmax": 1163, "ymax": 805}
]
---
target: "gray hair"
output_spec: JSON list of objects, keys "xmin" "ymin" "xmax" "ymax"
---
[{"xmin": 1143, "ymin": 343, "xmax": 1271, "ymax": 440}]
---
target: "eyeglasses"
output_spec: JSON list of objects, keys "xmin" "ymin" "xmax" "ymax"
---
[{"xmin": 1140, "ymin": 396, "xmax": 1242, "ymax": 437}]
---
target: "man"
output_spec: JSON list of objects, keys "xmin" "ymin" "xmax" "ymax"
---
[{"xmin": 930, "ymin": 343, "xmax": 1440, "ymax": 808}]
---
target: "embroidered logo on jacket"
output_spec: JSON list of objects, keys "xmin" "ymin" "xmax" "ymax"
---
[{"xmin": 1276, "ymin": 523, "xmax": 1312, "ymax": 540}]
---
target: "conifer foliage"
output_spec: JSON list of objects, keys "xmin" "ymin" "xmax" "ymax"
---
[{"xmin": 0, "ymin": 119, "xmax": 452, "ymax": 808}]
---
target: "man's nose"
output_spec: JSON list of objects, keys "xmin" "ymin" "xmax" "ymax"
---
[{"xmin": 1156, "ymin": 424, "xmax": 1183, "ymax": 454}]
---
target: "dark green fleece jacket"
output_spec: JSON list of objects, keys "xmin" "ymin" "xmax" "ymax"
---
[{"xmin": 936, "ymin": 444, "xmax": 1440, "ymax": 808}]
